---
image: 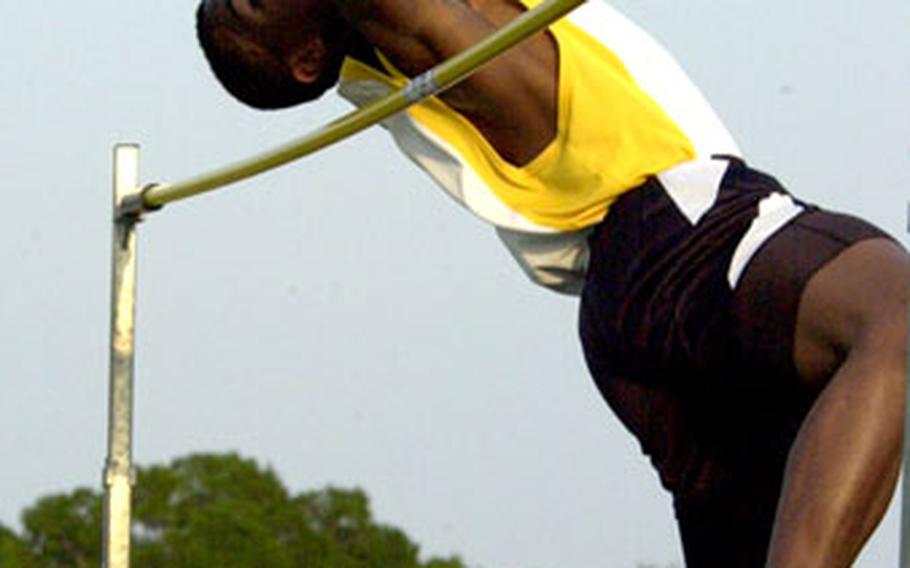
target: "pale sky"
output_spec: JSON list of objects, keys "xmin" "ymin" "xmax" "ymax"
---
[{"xmin": 1, "ymin": 1, "xmax": 908, "ymax": 567}]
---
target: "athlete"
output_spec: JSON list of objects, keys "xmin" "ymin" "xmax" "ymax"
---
[{"xmin": 194, "ymin": 0, "xmax": 909, "ymax": 565}]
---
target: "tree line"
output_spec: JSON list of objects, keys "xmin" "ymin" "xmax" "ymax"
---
[{"xmin": 0, "ymin": 453, "xmax": 465, "ymax": 568}]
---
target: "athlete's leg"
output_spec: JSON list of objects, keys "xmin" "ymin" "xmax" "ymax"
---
[
  {"xmin": 766, "ymin": 238, "xmax": 909, "ymax": 567},
  {"xmin": 578, "ymin": 363, "xmax": 784, "ymax": 567},
  {"xmin": 579, "ymin": 159, "xmax": 821, "ymax": 566},
  {"xmin": 580, "ymin": 280, "xmax": 788, "ymax": 567}
]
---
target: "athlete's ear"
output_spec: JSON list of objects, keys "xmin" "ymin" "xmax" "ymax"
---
[{"xmin": 287, "ymin": 37, "xmax": 326, "ymax": 84}]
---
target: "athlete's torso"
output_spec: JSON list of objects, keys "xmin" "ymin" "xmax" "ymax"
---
[{"xmin": 337, "ymin": 0, "xmax": 740, "ymax": 292}]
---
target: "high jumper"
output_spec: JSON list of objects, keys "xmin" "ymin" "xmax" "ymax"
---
[{"xmin": 192, "ymin": 0, "xmax": 909, "ymax": 565}]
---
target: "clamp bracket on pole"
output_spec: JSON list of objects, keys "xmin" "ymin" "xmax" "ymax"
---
[{"xmin": 116, "ymin": 184, "xmax": 164, "ymax": 222}]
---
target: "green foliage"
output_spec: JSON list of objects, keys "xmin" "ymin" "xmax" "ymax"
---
[
  {"xmin": 0, "ymin": 523, "xmax": 37, "ymax": 568},
  {"xmin": 0, "ymin": 453, "xmax": 465, "ymax": 568},
  {"xmin": 22, "ymin": 488, "xmax": 102, "ymax": 568},
  {"xmin": 132, "ymin": 453, "xmax": 296, "ymax": 568}
]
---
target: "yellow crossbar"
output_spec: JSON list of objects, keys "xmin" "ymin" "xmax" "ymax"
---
[{"xmin": 141, "ymin": 0, "xmax": 586, "ymax": 211}]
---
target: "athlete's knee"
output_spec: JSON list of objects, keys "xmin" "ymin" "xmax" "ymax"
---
[{"xmin": 794, "ymin": 237, "xmax": 910, "ymax": 388}]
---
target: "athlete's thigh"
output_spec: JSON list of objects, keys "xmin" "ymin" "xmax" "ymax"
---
[
  {"xmin": 795, "ymin": 237, "xmax": 909, "ymax": 386},
  {"xmin": 731, "ymin": 209, "xmax": 899, "ymax": 389}
]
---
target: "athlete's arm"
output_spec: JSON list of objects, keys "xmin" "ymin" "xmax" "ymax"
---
[{"xmin": 331, "ymin": 0, "xmax": 559, "ymax": 166}]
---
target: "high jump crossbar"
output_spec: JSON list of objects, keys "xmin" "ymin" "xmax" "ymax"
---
[
  {"xmin": 121, "ymin": 0, "xmax": 587, "ymax": 217},
  {"xmin": 103, "ymin": 0, "xmax": 586, "ymax": 567}
]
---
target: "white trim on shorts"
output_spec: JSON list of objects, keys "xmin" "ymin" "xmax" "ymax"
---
[
  {"xmin": 658, "ymin": 158, "xmax": 806, "ymax": 291},
  {"xmin": 657, "ymin": 158, "xmax": 728, "ymax": 225},
  {"xmin": 727, "ymin": 194, "xmax": 805, "ymax": 288}
]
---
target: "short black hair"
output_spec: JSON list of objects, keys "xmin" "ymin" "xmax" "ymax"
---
[{"xmin": 195, "ymin": 2, "xmax": 338, "ymax": 110}]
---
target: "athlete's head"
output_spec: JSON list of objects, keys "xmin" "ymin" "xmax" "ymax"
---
[{"xmin": 196, "ymin": 0, "xmax": 350, "ymax": 110}]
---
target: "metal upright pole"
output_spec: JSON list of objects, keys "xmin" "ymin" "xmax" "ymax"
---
[
  {"xmin": 901, "ymin": 204, "xmax": 910, "ymax": 568},
  {"xmin": 103, "ymin": 144, "xmax": 141, "ymax": 568}
]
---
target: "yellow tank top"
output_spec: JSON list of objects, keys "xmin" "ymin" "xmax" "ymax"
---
[
  {"xmin": 337, "ymin": 0, "xmax": 739, "ymax": 292},
  {"xmin": 338, "ymin": 0, "xmax": 738, "ymax": 232}
]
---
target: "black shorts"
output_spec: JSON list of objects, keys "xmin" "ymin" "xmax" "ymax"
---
[{"xmin": 577, "ymin": 157, "xmax": 890, "ymax": 567}]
